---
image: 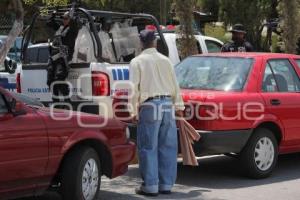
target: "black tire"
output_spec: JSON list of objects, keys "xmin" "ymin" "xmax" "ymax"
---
[
  {"xmin": 240, "ymin": 128, "xmax": 278, "ymax": 179},
  {"xmin": 60, "ymin": 147, "xmax": 101, "ymax": 200}
]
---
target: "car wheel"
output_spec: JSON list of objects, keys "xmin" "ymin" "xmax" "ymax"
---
[
  {"xmin": 240, "ymin": 128, "xmax": 278, "ymax": 179},
  {"xmin": 60, "ymin": 147, "xmax": 101, "ymax": 200}
]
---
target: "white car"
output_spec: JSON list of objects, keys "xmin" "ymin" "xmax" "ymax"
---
[{"xmin": 163, "ymin": 32, "xmax": 223, "ymax": 65}]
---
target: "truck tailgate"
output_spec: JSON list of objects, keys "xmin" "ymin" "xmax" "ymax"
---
[{"xmin": 21, "ymin": 63, "xmax": 92, "ymax": 103}]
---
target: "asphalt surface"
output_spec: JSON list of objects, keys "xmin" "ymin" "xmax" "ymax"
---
[{"xmin": 18, "ymin": 153, "xmax": 300, "ymax": 200}]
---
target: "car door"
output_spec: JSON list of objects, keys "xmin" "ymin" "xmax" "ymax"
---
[
  {"xmin": 0, "ymin": 91, "xmax": 48, "ymax": 196},
  {"xmin": 260, "ymin": 58, "xmax": 300, "ymax": 146}
]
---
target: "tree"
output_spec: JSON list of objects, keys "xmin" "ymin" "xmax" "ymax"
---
[
  {"xmin": 219, "ymin": 0, "xmax": 279, "ymax": 52},
  {"xmin": 173, "ymin": 0, "xmax": 198, "ymax": 59},
  {"xmin": 24, "ymin": 0, "xmax": 168, "ymax": 24},
  {"xmin": 0, "ymin": 0, "xmax": 24, "ymax": 64},
  {"xmin": 24, "ymin": 0, "xmax": 68, "ymax": 6},
  {"xmin": 278, "ymin": 0, "xmax": 300, "ymax": 54},
  {"xmin": 196, "ymin": 0, "xmax": 220, "ymax": 17}
]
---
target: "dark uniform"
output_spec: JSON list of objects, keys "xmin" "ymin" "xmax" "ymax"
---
[
  {"xmin": 221, "ymin": 41, "xmax": 254, "ymax": 52},
  {"xmin": 47, "ymin": 12, "xmax": 79, "ymax": 107},
  {"xmin": 221, "ymin": 24, "xmax": 254, "ymax": 53},
  {"xmin": 47, "ymin": 13, "xmax": 79, "ymax": 61}
]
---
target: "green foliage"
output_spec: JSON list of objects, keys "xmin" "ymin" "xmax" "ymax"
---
[
  {"xmin": 23, "ymin": 0, "xmax": 170, "ymax": 24},
  {"xmin": 24, "ymin": 0, "xmax": 67, "ymax": 6},
  {"xmin": 97, "ymin": 0, "xmax": 172, "ymax": 23},
  {"xmin": 196, "ymin": 0, "xmax": 220, "ymax": 16},
  {"xmin": 219, "ymin": 0, "xmax": 278, "ymax": 51},
  {"xmin": 0, "ymin": 1, "xmax": 10, "ymax": 12},
  {"xmin": 204, "ymin": 24, "xmax": 227, "ymax": 42},
  {"xmin": 20, "ymin": 0, "xmax": 299, "ymax": 54}
]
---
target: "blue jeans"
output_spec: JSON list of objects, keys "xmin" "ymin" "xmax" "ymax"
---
[{"xmin": 137, "ymin": 98, "xmax": 178, "ymax": 193}]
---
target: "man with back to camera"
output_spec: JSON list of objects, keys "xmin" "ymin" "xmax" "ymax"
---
[
  {"xmin": 221, "ymin": 24, "xmax": 254, "ymax": 52},
  {"xmin": 129, "ymin": 30, "xmax": 185, "ymax": 197}
]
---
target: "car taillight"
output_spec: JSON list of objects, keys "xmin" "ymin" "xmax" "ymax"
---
[
  {"xmin": 92, "ymin": 71, "xmax": 110, "ymax": 96},
  {"xmin": 16, "ymin": 73, "xmax": 21, "ymax": 93}
]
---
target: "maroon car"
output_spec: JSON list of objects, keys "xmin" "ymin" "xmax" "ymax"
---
[{"xmin": 0, "ymin": 87, "xmax": 135, "ymax": 200}]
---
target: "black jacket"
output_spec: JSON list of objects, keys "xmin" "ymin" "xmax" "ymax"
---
[
  {"xmin": 221, "ymin": 41, "xmax": 254, "ymax": 52},
  {"xmin": 47, "ymin": 18, "xmax": 79, "ymax": 60}
]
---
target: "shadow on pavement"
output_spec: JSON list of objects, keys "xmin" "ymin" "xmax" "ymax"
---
[
  {"xmin": 99, "ymin": 170, "xmax": 209, "ymax": 200},
  {"xmin": 99, "ymin": 189, "xmax": 208, "ymax": 200},
  {"xmin": 175, "ymin": 153, "xmax": 300, "ymax": 189},
  {"xmin": 14, "ymin": 153, "xmax": 300, "ymax": 200}
]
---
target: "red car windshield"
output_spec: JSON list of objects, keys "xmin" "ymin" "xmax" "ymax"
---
[{"xmin": 175, "ymin": 56, "xmax": 253, "ymax": 91}]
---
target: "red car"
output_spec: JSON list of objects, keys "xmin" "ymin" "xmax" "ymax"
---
[
  {"xmin": 0, "ymin": 87, "xmax": 135, "ymax": 200},
  {"xmin": 175, "ymin": 53, "xmax": 300, "ymax": 178}
]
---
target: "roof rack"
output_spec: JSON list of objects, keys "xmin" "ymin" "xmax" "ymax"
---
[{"xmin": 22, "ymin": 4, "xmax": 170, "ymax": 61}]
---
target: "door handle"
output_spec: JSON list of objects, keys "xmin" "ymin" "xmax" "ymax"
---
[{"xmin": 271, "ymin": 99, "xmax": 281, "ymax": 106}]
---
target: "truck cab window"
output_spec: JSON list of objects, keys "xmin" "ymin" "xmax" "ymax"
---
[{"xmin": 205, "ymin": 40, "xmax": 222, "ymax": 53}]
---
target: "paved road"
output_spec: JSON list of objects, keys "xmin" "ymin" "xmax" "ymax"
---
[{"xmin": 19, "ymin": 153, "xmax": 300, "ymax": 200}]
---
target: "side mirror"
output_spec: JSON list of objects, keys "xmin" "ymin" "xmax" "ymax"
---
[
  {"xmin": 9, "ymin": 98, "xmax": 26, "ymax": 116},
  {"xmin": 4, "ymin": 57, "xmax": 17, "ymax": 74}
]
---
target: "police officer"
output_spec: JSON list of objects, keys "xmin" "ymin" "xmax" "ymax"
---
[
  {"xmin": 221, "ymin": 24, "xmax": 254, "ymax": 52},
  {"xmin": 47, "ymin": 11, "xmax": 79, "ymax": 107},
  {"xmin": 48, "ymin": 11, "xmax": 79, "ymax": 61}
]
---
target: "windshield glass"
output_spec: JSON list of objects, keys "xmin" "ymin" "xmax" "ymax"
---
[{"xmin": 175, "ymin": 56, "xmax": 253, "ymax": 91}]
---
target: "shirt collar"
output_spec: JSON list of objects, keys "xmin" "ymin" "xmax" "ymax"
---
[{"xmin": 142, "ymin": 48, "xmax": 157, "ymax": 55}]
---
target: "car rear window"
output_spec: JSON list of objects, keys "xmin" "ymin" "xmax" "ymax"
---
[{"xmin": 175, "ymin": 56, "xmax": 253, "ymax": 91}]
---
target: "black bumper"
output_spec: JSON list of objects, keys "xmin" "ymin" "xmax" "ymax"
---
[
  {"xmin": 43, "ymin": 101, "xmax": 100, "ymax": 115},
  {"xmin": 193, "ymin": 129, "xmax": 252, "ymax": 156},
  {"xmin": 129, "ymin": 125, "xmax": 252, "ymax": 157}
]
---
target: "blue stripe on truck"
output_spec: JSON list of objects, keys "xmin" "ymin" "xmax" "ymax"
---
[
  {"xmin": 112, "ymin": 68, "xmax": 130, "ymax": 81},
  {"xmin": 112, "ymin": 69, "xmax": 117, "ymax": 80},
  {"xmin": 0, "ymin": 77, "xmax": 16, "ymax": 91},
  {"xmin": 123, "ymin": 69, "xmax": 129, "ymax": 80},
  {"xmin": 117, "ymin": 69, "xmax": 123, "ymax": 80}
]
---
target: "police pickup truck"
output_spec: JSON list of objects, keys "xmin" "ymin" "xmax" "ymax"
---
[{"xmin": 19, "ymin": 6, "xmax": 223, "ymax": 118}]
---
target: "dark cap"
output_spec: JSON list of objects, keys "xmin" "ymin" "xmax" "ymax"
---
[
  {"xmin": 230, "ymin": 24, "xmax": 246, "ymax": 34},
  {"xmin": 139, "ymin": 30, "xmax": 156, "ymax": 44}
]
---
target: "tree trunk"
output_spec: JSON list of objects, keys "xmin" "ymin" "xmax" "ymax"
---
[
  {"xmin": 280, "ymin": 0, "xmax": 299, "ymax": 54},
  {"xmin": 174, "ymin": 0, "xmax": 198, "ymax": 59},
  {"xmin": 0, "ymin": 0, "xmax": 24, "ymax": 64}
]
